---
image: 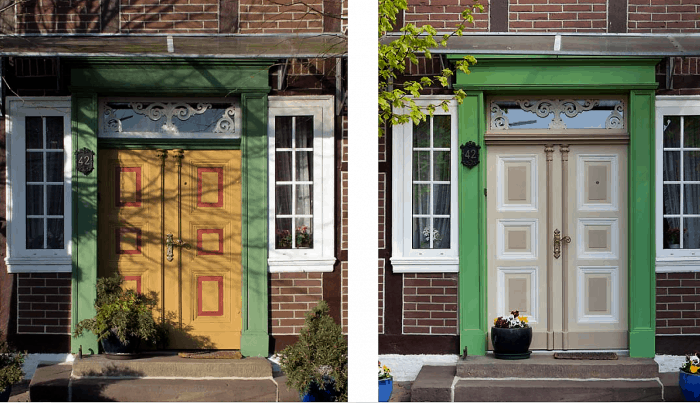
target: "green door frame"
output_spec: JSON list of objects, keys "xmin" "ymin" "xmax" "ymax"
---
[
  {"xmin": 69, "ymin": 58, "xmax": 273, "ymax": 357},
  {"xmin": 450, "ymin": 55, "xmax": 660, "ymax": 358}
]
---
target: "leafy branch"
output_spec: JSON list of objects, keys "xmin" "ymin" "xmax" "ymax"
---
[{"xmin": 378, "ymin": 0, "xmax": 482, "ymax": 136}]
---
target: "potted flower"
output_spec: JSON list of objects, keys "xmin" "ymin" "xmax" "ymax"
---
[
  {"xmin": 378, "ymin": 362, "xmax": 392, "ymax": 402},
  {"xmin": 73, "ymin": 274, "xmax": 161, "ymax": 359},
  {"xmin": 491, "ymin": 310, "xmax": 532, "ymax": 360},
  {"xmin": 279, "ymin": 301, "xmax": 347, "ymax": 402},
  {"xmin": 0, "ymin": 331, "xmax": 25, "ymax": 402},
  {"xmin": 680, "ymin": 353, "xmax": 700, "ymax": 401},
  {"xmin": 667, "ymin": 228, "xmax": 687, "ymax": 249},
  {"xmin": 296, "ymin": 226, "xmax": 313, "ymax": 248}
]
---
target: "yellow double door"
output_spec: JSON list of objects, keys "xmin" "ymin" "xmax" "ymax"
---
[{"xmin": 98, "ymin": 149, "xmax": 242, "ymax": 349}]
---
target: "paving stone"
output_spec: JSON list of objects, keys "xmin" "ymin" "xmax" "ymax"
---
[
  {"xmin": 28, "ymin": 363, "xmax": 71, "ymax": 402},
  {"xmin": 410, "ymin": 366, "xmax": 455, "ymax": 402}
]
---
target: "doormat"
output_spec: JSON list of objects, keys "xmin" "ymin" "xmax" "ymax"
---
[
  {"xmin": 553, "ymin": 352, "xmax": 618, "ymax": 360},
  {"xmin": 178, "ymin": 351, "xmax": 243, "ymax": 359}
]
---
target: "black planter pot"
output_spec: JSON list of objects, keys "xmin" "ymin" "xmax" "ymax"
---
[
  {"xmin": 491, "ymin": 326, "xmax": 532, "ymax": 360},
  {"xmin": 100, "ymin": 331, "xmax": 140, "ymax": 360},
  {"xmin": 0, "ymin": 385, "xmax": 11, "ymax": 402}
]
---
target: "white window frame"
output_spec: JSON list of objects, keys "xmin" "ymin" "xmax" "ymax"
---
[
  {"xmin": 655, "ymin": 96, "xmax": 700, "ymax": 272},
  {"xmin": 267, "ymin": 96, "xmax": 336, "ymax": 272},
  {"xmin": 391, "ymin": 97, "xmax": 459, "ymax": 273},
  {"xmin": 6, "ymin": 97, "xmax": 72, "ymax": 273}
]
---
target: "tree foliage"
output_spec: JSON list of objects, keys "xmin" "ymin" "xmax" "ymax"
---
[
  {"xmin": 378, "ymin": 0, "xmax": 483, "ymax": 136},
  {"xmin": 0, "ymin": 330, "xmax": 25, "ymax": 394}
]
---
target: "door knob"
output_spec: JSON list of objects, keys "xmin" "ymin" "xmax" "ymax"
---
[{"xmin": 553, "ymin": 229, "xmax": 571, "ymax": 259}]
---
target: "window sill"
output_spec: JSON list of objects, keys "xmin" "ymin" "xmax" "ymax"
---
[
  {"xmin": 6, "ymin": 257, "xmax": 72, "ymax": 273},
  {"xmin": 656, "ymin": 257, "xmax": 700, "ymax": 272},
  {"xmin": 268, "ymin": 257, "xmax": 336, "ymax": 273},
  {"xmin": 390, "ymin": 256, "xmax": 459, "ymax": 273}
]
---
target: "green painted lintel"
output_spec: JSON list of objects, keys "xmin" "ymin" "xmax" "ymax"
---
[{"xmin": 98, "ymin": 139, "xmax": 242, "ymax": 150}]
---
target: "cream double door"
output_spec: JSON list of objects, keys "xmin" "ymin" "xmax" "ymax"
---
[{"xmin": 487, "ymin": 144, "xmax": 627, "ymax": 350}]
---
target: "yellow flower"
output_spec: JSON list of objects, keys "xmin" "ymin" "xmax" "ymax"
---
[
  {"xmin": 494, "ymin": 318, "xmax": 498, "ymax": 325},
  {"xmin": 521, "ymin": 316, "xmax": 528, "ymax": 323},
  {"xmin": 691, "ymin": 365, "xmax": 698, "ymax": 374}
]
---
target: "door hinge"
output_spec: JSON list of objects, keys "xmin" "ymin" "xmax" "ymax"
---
[{"xmin": 484, "ymin": 188, "xmax": 487, "ymax": 197}]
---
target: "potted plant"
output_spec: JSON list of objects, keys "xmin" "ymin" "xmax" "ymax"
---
[
  {"xmin": 0, "ymin": 331, "xmax": 25, "ymax": 402},
  {"xmin": 73, "ymin": 274, "xmax": 160, "ymax": 359},
  {"xmin": 296, "ymin": 225, "xmax": 313, "ymax": 248},
  {"xmin": 378, "ymin": 361, "xmax": 392, "ymax": 402},
  {"xmin": 680, "ymin": 353, "xmax": 700, "ymax": 401},
  {"xmin": 667, "ymin": 228, "xmax": 686, "ymax": 249},
  {"xmin": 279, "ymin": 301, "xmax": 348, "ymax": 402},
  {"xmin": 491, "ymin": 310, "xmax": 532, "ymax": 360}
]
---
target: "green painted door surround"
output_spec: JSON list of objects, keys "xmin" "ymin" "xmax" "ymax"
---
[
  {"xmin": 450, "ymin": 55, "xmax": 660, "ymax": 358},
  {"xmin": 69, "ymin": 58, "xmax": 273, "ymax": 357}
]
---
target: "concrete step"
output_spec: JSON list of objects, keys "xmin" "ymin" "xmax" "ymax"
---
[
  {"xmin": 457, "ymin": 354, "xmax": 659, "ymax": 379},
  {"xmin": 29, "ymin": 354, "xmax": 301, "ymax": 402}
]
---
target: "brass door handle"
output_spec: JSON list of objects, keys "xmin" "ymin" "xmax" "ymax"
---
[
  {"xmin": 553, "ymin": 229, "xmax": 571, "ymax": 259},
  {"xmin": 166, "ymin": 233, "xmax": 174, "ymax": 262}
]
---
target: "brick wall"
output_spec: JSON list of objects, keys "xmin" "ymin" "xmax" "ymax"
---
[
  {"xmin": 270, "ymin": 272, "xmax": 324, "ymax": 335},
  {"xmin": 405, "ymin": 0, "xmax": 488, "ymax": 31},
  {"xmin": 509, "ymin": 0, "xmax": 607, "ymax": 32},
  {"xmin": 628, "ymin": 0, "xmax": 700, "ymax": 33},
  {"xmin": 379, "ymin": 259, "xmax": 385, "ymax": 334},
  {"xmin": 16, "ymin": 273, "xmax": 71, "ymax": 335},
  {"xmin": 656, "ymin": 272, "xmax": 700, "ymax": 335},
  {"xmin": 120, "ymin": 0, "xmax": 218, "ymax": 33},
  {"xmin": 403, "ymin": 273, "xmax": 458, "ymax": 335},
  {"xmin": 17, "ymin": 0, "xmax": 101, "ymax": 33},
  {"xmin": 341, "ymin": 115, "xmax": 348, "ymax": 334},
  {"xmin": 239, "ymin": 0, "xmax": 323, "ymax": 34}
]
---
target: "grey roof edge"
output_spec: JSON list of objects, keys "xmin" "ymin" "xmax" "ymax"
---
[{"xmin": 0, "ymin": 32, "xmax": 348, "ymax": 38}]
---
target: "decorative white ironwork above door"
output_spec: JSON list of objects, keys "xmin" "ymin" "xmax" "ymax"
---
[
  {"xmin": 99, "ymin": 98, "xmax": 242, "ymax": 139},
  {"xmin": 490, "ymin": 98, "xmax": 625, "ymax": 131}
]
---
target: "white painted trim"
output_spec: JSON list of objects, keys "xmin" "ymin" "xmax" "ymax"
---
[
  {"xmin": 576, "ymin": 218, "xmax": 619, "ymax": 260},
  {"xmin": 267, "ymin": 96, "xmax": 336, "ymax": 273},
  {"xmin": 391, "ymin": 97, "xmax": 459, "ymax": 272},
  {"xmin": 496, "ymin": 155, "xmax": 538, "ymax": 213},
  {"xmin": 576, "ymin": 154, "xmax": 619, "ymax": 212},
  {"xmin": 496, "ymin": 219, "xmax": 538, "ymax": 260},
  {"xmin": 496, "ymin": 266, "xmax": 539, "ymax": 323},
  {"xmin": 655, "ymin": 98, "xmax": 700, "ymax": 265},
  {"xmin": 576, "ymin": 266, "xmax": 619, "ymax": 324},
  {"xmin": 5, "ymin": 97, "xmax": 72, "ymax": 273}
]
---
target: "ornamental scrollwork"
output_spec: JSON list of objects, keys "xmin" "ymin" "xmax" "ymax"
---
[
  {"xmin": 605, "ymin": 101, "xmax": 625, "ymax": 129},
  {"xmin": 130, "ymin": 102, "xmax": 212, "ymax": 133},
  {"xmin": 490, "ymin": 102, "xmax": 509, "ymax": 130},
  {"xmin": 490, "ymin": 98, "xmax": 626, "ymax": 130},
  {"xmin": 213, "ymin": 106, "xmax": 236, "ymax": 134},
  {"xmin": 516, "ymin": 99, "xmax": 598, "ymax": 130}
]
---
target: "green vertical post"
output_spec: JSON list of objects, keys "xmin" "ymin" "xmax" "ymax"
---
[
  {"xmin": 457, "ymin": 91, "xmax": 487, "ymax": 356},
  {"xmin": 71, "ymin": 93, "xmax": 99, "ymax": 355},
  {"xmin": 240, "ymin": 92, "xmax": 270, "ymax": 357},
  {"xmin": 628, "ymin": 90, "xmax": 656, "ymax": 357}
]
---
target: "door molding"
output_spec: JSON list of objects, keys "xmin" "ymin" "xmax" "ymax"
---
[
  {"xmin": 453, "ymin": 55, "xmax": 659, "ymax": 358},
  {"xmin": 69, "ymin": 58, "xmax": 273, "ymax": 357}
]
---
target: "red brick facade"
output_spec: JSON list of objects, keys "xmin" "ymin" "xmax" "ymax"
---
[
  {"xmin": 16, "ymin": 273, "xmax": 72, "ymax": 335},
  {"xmin": 656, "ymin": 272, "xmax": 700, "ymax": 335},
  {"xmin": 402, "ymin": 274, "xmax": 458, "ymax": 335},
  {"xmin": 271, "ymin": 272, "xmax": 325, "ymax": 335}
]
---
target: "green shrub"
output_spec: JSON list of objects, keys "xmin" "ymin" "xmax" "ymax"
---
[
  {"xmin": 279, "ymin": 301, "xmax": 348, "ymax": 402},
  {"xmin": 0, "ymin": 330, "xmax": 25, "ymax": 394}
]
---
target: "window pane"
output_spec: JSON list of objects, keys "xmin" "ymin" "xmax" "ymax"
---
[
  {"xmin": 413, "ymin": 151, "xmax": 430, "ymax": 181},
  {"xmin": 295, "ymin": 116, "xmax": 313, "ymax": 148},
  {"xmin": 26, "ymin": 185, "xmax": 43, "ymax": 215},
  {"xmin": 295, "ymin": 185, "xmax": 313, "ymax": 215},
  {"xmin": 295, "ymin": 217, "xmax": 313, "ymax": 248},
  {"xmin": 47, "ymin": 185, "xmax": 64, "ymax": 216},
  {"xmin": 433, "ymin": 218, "xmax": 451, "ymax": 249},
  {"xmin": 26, "ymin": 218, "xmax": 43, "ymax": 249},
  {"xmin": 47, "ymin": 218, "xmax": 63, "ymax": 249},
  {"xmin": 46, "ymin": 152, "xmax": 63, "ymax": 182},
  {"xmin": 25, "ymin": 117, "xmax": 43, "ymax": 149},
  {"xmin": 685, "ymin": 116, "xmax": 700, "ymax": 148},
  {"xmin": 412, "ymin": 217, "xmax": 431, "ymax": 249},
  {"xmin": 685, "ymin": 185, "xmax": 700, "ymax": 215},
  {"xmin": 275, "ymin": 116, "xmax": 292, "ymax": 148},
  {"xmin": 275, "ymin": 151, "xmax": 292, "ymax": 182},
  {"xmin": 26, "ymin": 152, "xmax": 43, "ymax": 182},
  {"xmin": 433, "ymin": 151, "xmax": 450, "ymax": 181},
  {"xmin": 663, "ymin": 116, "xmax": 681, "ymax": 148},
  {"xmin": 663, "ymin": 184, "xmax": 680, "ymax": 215},
  {"xmin": 684, "ymin": 218, "xmax": 700, "ymax": 250},
  {"xmin": 275, "ymin": 217, "xmax": 292, "ymax": 249},
  {"xmin": 433, "ymin": 184, "xmax": 451, "ymax": 215},
  {"xmin": 275, "ymin": 185, "xmax": 292, "ymax": 215},
  {"xmin": 45, "ymin": 116, "xmax": 63, "ymax": 149},
  {"xmin": 433, "ymin": 115, "xmax": 451, "ymax": 148},
  {"xmin": 412, "ymin": 184, "xmax": 430, "ymax": 215},
  {"xmin": 664, "ymin": 217, "xmax": 681, "ymax": 249},
  {"xmin": 296, "ymin": 151, "xmax": 313, "ymax": 181},
  {"xmin": 684, "ymin": 151, "xmax": 700, "ymax": 181},
  {"xmin": 413, "ymin": 119, "xmax": 429, "ymax": 148},
  {"xmin": 664, "ymin": 151, "xmax": 680, "ymax": 181}
]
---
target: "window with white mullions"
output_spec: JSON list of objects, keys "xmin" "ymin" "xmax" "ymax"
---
[
  {"xmin": 25, "ymin": 116, "xmax": 65, "ymax": 250},
  {"xmin": 661, "ymin": 115, "xmax": 700, "ymax": 251},
  {"xmin": 412, "ymin": 116, "xmax": 451, "ymax": 250},
  {"xmin": 274, "ymin": 115, "xmax": 314, "ymax": 249}
]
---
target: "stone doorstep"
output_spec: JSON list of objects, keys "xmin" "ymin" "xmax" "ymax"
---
[{"xmin": 456, "ymin": 354, "xmax": 660, "ymax": 379}]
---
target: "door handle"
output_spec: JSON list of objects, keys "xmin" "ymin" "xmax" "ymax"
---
[
  {"xmin": 553, "ymin": 229, "xmax": 571, "ymax": 259},
  {"xmin": 166, "ymin": 233, "xmax": 174, "ymax": 262}
]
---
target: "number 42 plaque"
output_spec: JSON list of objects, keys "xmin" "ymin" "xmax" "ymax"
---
[
  {"xmin": 75, "ymin": 148, "xmax": 95, "ymax": 176},
  {"xmin": 460, "ymin": 141, "xmax": 480, "ymax": 168}
]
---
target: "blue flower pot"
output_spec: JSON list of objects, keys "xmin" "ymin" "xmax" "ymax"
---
[
  {"xmin": 0, "ymin": 385, "xmax": 11, "ymax": 402},
  {"xmin": 301, "ymin": 381, "xmax": 337, "ymax": 402},
  {"xmin": 680, "ymin": 371, "xmax": 700, "ymax": 401},
  {"xmin": 378, "ymin": 378, "xmax": 393, "ymax": 402}
]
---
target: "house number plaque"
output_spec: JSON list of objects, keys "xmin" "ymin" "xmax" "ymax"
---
[
  {"xmin": 75, "ymin": 148, "xmax": 95, "ymax": 176},
  {"xmin": 461, "ymin": 141, "xmax": 480, "ymax": 168}
]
